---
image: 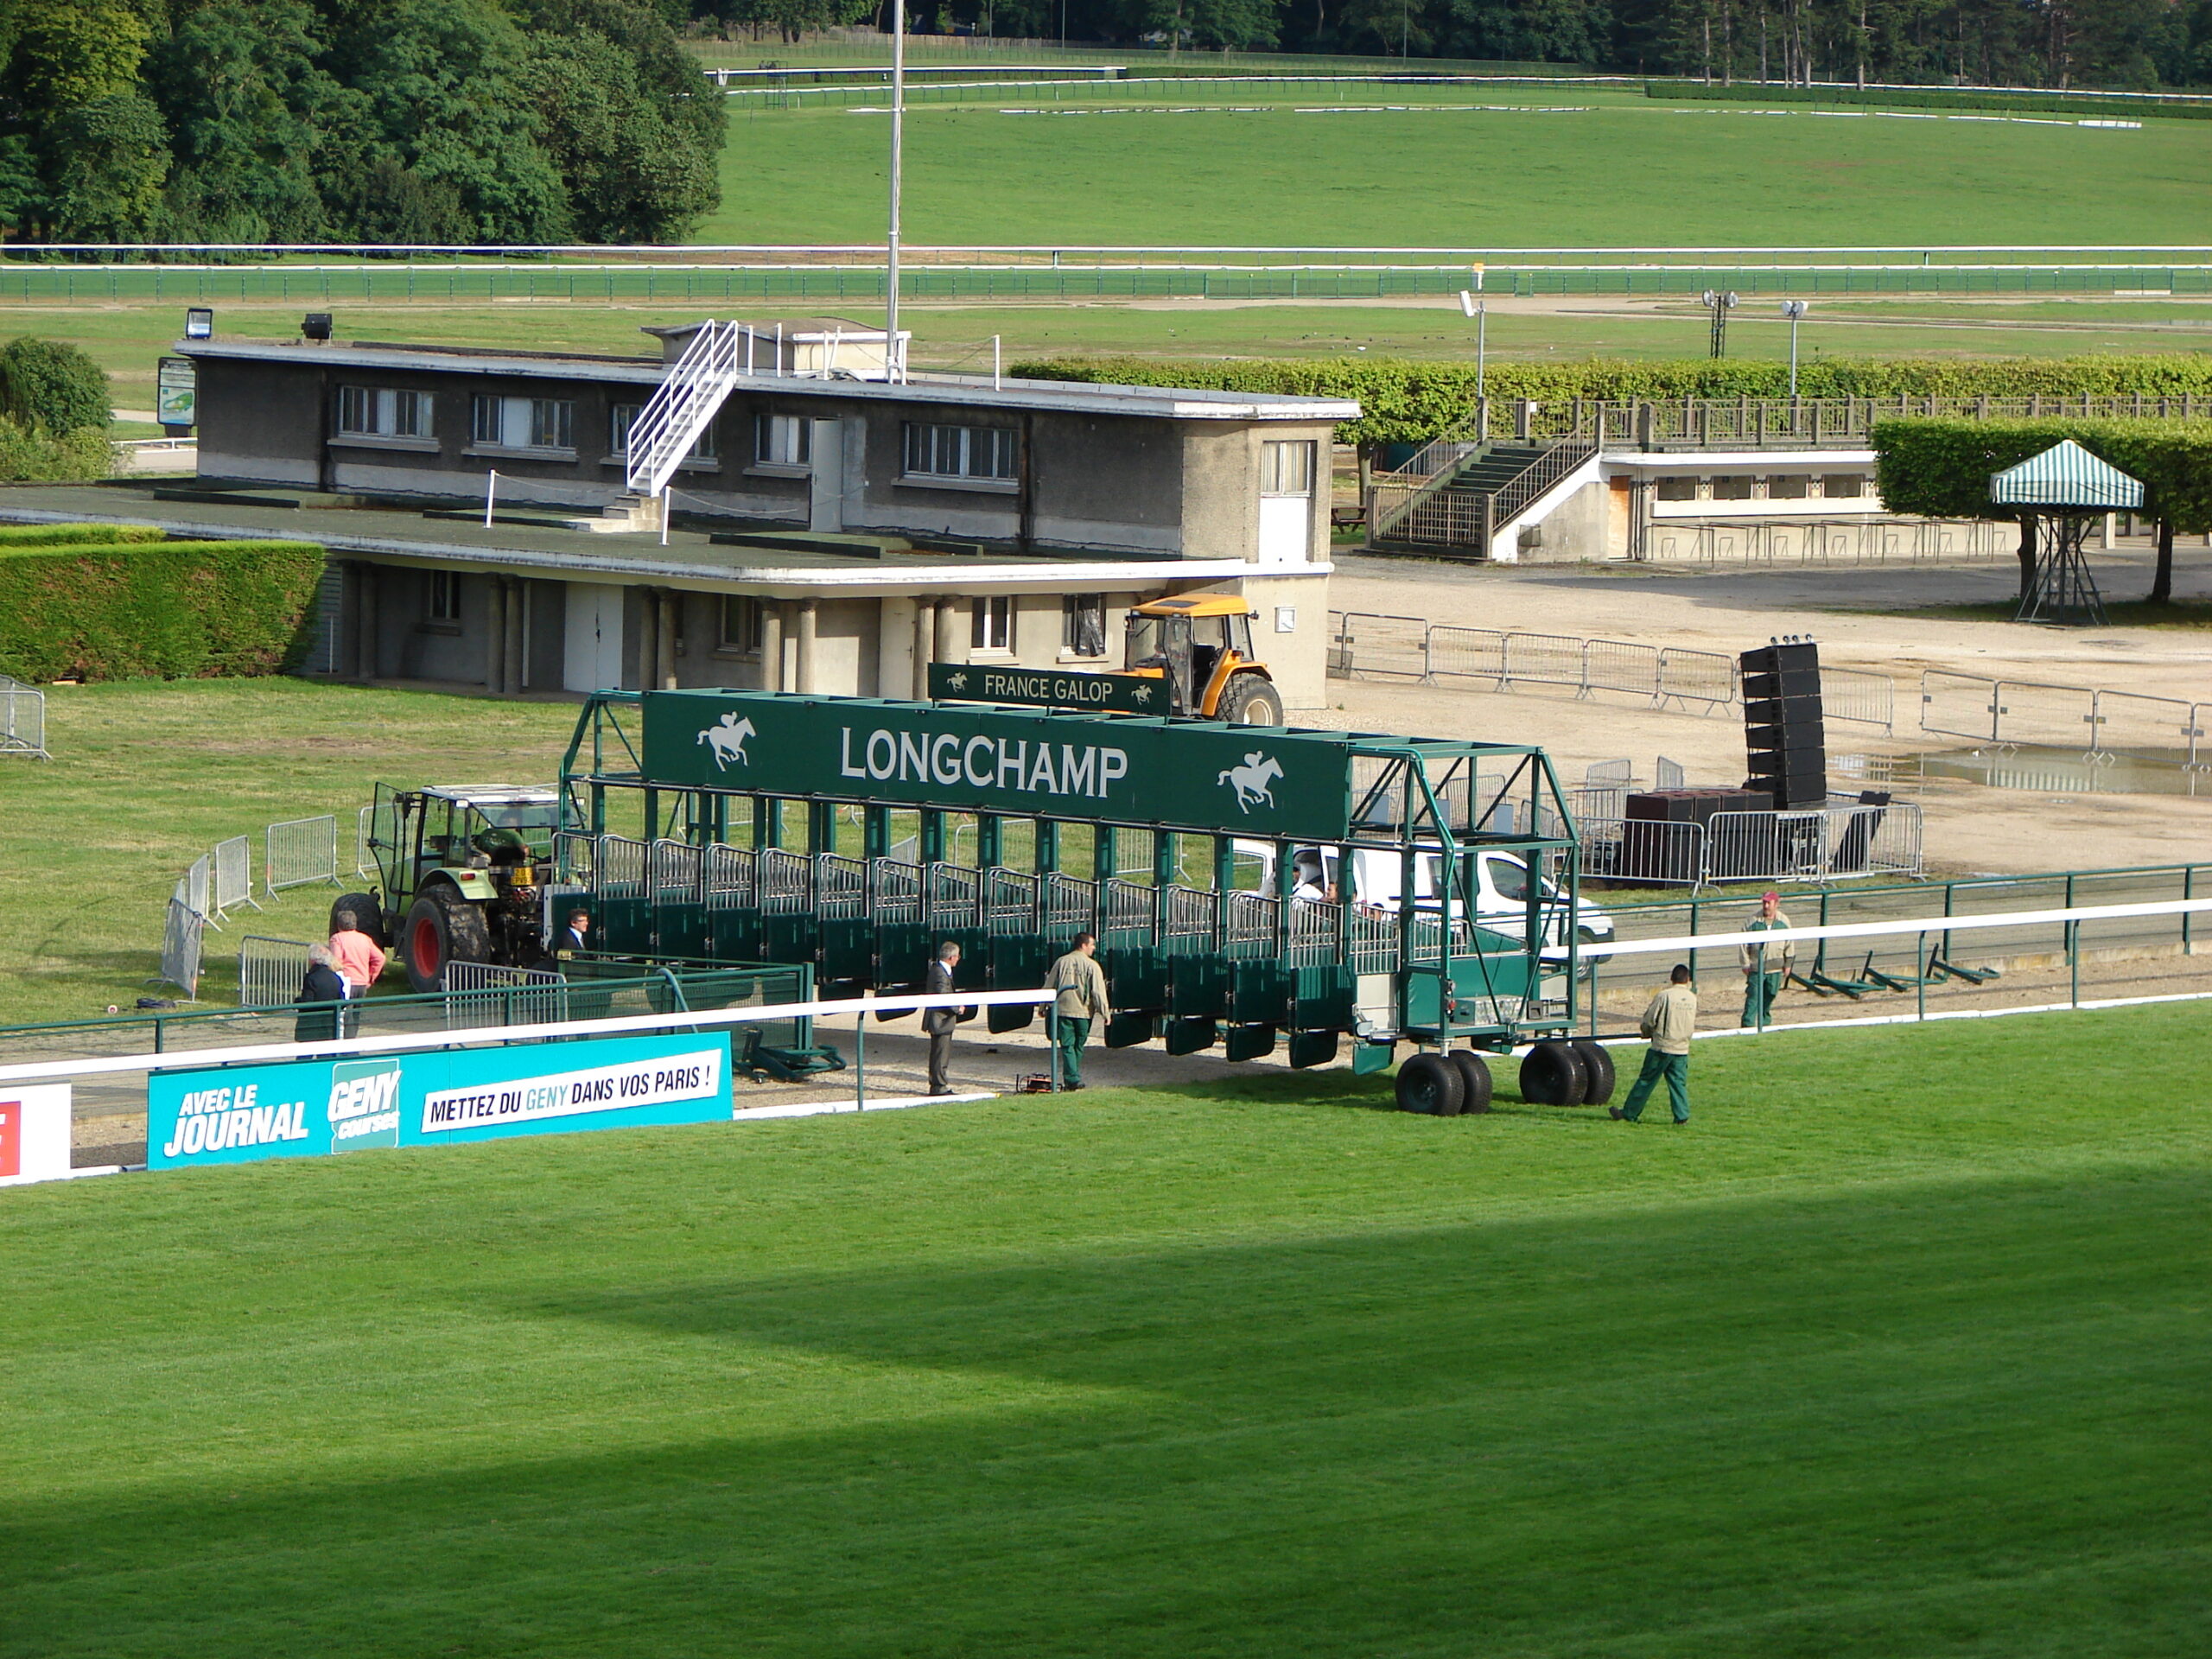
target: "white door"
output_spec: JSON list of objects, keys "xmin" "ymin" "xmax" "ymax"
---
[
  {"xmin": 809, "ymin": 419, "xmax": 844, "ymax": 532},
  {"xmin": 563, "ymin": 583, "xmax": 625, "ymax": 692},
  {"xmin": 1257, "ymin": 438, "xmax": 1315, "ymax": 565}
]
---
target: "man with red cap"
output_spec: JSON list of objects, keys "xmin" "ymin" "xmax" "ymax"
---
[{"xmin": 1738, "ymin": 890, "xmax": 1796, "ymax": 1028}]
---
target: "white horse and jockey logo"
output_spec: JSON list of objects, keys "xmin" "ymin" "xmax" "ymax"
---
[
  {"xmin": 1217, "ymin": 751, "xmax": 1282, "ymax": 813},
  {"xmin": 696, "ymin": 712, "xmax": 756, "ymax": 772}
]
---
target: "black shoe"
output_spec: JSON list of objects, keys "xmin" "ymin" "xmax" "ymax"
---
[{"xmin": 1608, "ymin": 1107, "xmax": 1626, "ymax": 1121}]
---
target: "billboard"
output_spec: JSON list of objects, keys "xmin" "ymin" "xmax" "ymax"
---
[
  {"xmin": 148, "ymin": 1033, "xmax": 730, "ymax": 1171},
  {"xmin": 639, "ymin": 690, "xmax": 1357, "ymax": 842}
]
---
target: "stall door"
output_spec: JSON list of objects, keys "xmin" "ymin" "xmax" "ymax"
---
[{"xmin": 563, "ymin": 583, "xmax": 626, "ymax": 692}]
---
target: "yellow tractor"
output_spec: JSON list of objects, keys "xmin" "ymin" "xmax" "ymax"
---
[{"xmin": 1124, "ymin": 594, "xmax": 1285, "ymax": 724}]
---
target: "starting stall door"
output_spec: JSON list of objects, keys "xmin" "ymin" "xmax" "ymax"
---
[{"xmin": 563, "ymin": 583, "xmax": 626, "ymax": 692}]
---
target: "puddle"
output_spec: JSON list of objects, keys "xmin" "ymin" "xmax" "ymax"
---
[{"xmin": 1836, "ymin": 747, "xmax": 2209, "ymax": 798}]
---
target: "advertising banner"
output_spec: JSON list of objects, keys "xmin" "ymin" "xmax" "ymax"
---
[
  {"xmin": 0, "ymin": 1084, "xmax": 80, "ymax": 1187},
  {"xmin": 639, "ymin": 690, "xmax": 1357, "ymax": 843},
  {"xmin": 149, "ymin": 1033, "xmax": 730, "ymax": 1172},
  {"xmin": 156, "ymin": 355, "xmax": 197, "ymax": 429},
  {"xmin": 927, "ymin": 661, "xmax": 1165, "ymax": 716}
]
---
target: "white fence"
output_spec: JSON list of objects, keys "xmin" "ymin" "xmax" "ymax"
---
[
  {"xmin": 212, "ymin": 836, "xmax": 260, "ymax": 920},
  {"xmin": 173, "ymin": 855, "xmax": 212, "ymax": 922},
  {"xmin": 0, "ymin": 677, "xmax": 48, "ymax": 760},
  {"xmin": 266, "ymin": 815, "xmax": 340, "ymax": 895},
  {"xmin": 237, "ymin": 936, "xmax": 317, "ymax": 1010},
  {"xmin": 1584, "ymin": 798, "xmax": 1923, "ymax": 888},
  {"xmin": 1920, "ymin": 671, "xmax": 2209, "ymax": 767},
  {"xmin": 157, "ymin": 899, "xmax": 204, "ymax": 1000}
]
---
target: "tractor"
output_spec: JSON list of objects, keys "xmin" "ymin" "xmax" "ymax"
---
[
  {"xmin": 336, "ymin": 784, "xmax": 563, "ymax": 993},
  {"xmin": 1123, "ymin": 594, "xmax": 1284, "ymax": 724}
]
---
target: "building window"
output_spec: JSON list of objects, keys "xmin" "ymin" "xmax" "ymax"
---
[
  {"xmin": 972, "ymin": 595, "xmax": 1014, "ymax": 653},
  {"xmin": 428, "ymin": 570, "xmax": 462, "ymax": 622},
  {"xmin": 1822, "ymin": 474, "xmax": 1868, "ymax": 499},
  {"xmin": 1770, "ymin": 474, "xmax": 1810, "ymax": 499},
  {"xmin": 754, "ymin": 413, "xmax": 811, "ymax": 467},
  {"xmin": 337, "ymin": 386, "xmax": 430, "ymax": 439},
  {"xmin": 1063, "ymin": 594, "xmax": 1105, "ymax": 658},
  {"xmin": 1260, "ymin": 439, "xmax": 1315, "ymax": 496},
  {"xmin": 1712, "ymin": 475, "xmax": 1755, "ymax": 500},
  {"xmin": 905, "ymin": 422, "xmax": 1017, "ymax": 482},
  {"xmin": 718, "ymin": 594, "xmax": 764, "ymax": 654},
  {"xmin": 1656, "ymin": 476, "xmax": 1697, "ymax": 502},
  {"xmin": 611, "ymin": 404, "xmax": 715, "ymax": 463},
  {"xmin": 471, "ymin": 394, "xmax": 575, "ymax": 453}
]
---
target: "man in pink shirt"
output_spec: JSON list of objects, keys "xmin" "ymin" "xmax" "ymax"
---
[{"xmin": 327, "ymin": 909, "xmax": 387, "ymax": 999}]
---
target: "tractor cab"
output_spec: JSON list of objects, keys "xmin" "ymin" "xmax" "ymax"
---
[
  {"xmin": 353, "ymin": 784, "xmax": 562, "ymax": 992},
  {"xmin": 1124, "ymin": 594, "xmax": 1283, "ymax": 725}
]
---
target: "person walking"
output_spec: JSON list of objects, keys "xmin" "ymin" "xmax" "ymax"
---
[
  {"xmin": 1738, "ymin": 890, "xmax": 1796, "ymax": 1028},
  {"xmin": 328, "ymin": 908, "xmax": 387, "ymax": 1001},
  {"xmin": 1045, "ymin": 932, "xmax": 1110, "ymax": 1090},
  {"xmin": 1611, "ymin": 963, "xmax": 1698, "ymax": 1125},
  {"xmin": 293, "ymin": 944, "xmax": 349, "ymax": 1044},
  {"xmin": 923, "ymin": 941, "xmax": 962, "ymax": 1096}
]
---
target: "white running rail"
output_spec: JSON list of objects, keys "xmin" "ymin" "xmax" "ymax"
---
[{"xmin": 625, "ymin": 318, "xmax": 745, "ymax": 498}]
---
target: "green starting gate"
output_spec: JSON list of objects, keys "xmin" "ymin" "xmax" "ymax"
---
[{"xmin": 554, "ymin": 690, "xmax": 1586, "ymax": 1068}]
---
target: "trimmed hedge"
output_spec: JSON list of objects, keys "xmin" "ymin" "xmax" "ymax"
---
[
  {"xmin": 1656, "ymin": 81, "xmax": 2212, "ymax": 122},
  {"xmin": 1872, "ymin": 417, "xmax": 2212, "ymax": 532},
  {"xmin": 1013, "ymin": 354, "xmax": 2212, "ymax": 446},
  {"xmin": 0, "ymin": 539, "xmax": 327, "ymax": 683},
  {"xmin": 0, "ymin": 523, "xmax": 168, "ymax": 547}
]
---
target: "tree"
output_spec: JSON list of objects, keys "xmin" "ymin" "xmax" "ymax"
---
[
  {"xmin": 0, "ymin": 337, "xmax": 113, "ymax": 435},
  {"xmin": 151, "ymin": 0, "xmax": 335, "ymax": 243}
]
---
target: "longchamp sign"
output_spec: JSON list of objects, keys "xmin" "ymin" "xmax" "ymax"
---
[{"xmin": 639, "ymin": 690, "xmax": 1357, "ymax": 842}]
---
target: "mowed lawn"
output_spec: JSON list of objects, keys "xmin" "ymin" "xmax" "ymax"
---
[{"xmin": 4, "ymin": 1005, "xmax": 2209, "ymax": 1656}]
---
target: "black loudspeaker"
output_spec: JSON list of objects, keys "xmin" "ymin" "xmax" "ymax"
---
[{"xmin": 1740, "ymin": 640, "xmax": 1827, "ymax": 809}]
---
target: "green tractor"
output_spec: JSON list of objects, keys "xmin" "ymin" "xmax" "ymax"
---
[{"xmin": 336, "ymin": 784, "xmax": 563, "ymax": 993}]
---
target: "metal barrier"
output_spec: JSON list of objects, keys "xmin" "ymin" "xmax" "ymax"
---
[
  {"xmin": 1919, "ymin": 671, "xmax": 2209, "ymax": 768},
  {"xmin": 238, "ymin": 936, "xmax": 317, "ymax": 1010},
  {"xmin": 157, "ymin": 899, "xmax": 205, "ymax": 1000},
  {"xmin": 265, "ymin": 815, "xmax": 340, "ymax": 894},
  {"xmin": 0, "ymin": 677, "xmax": 48, "ymax": 760},
  {"xmin": 212, "ymin": 836, "xmax": 260, "ymax": 919},
  {"xmin": 1582, "ymin": 799, "xmax": 1923, "ymax": 888},
  {"xmin": 173, "ymin": 855, "xmax": 212, "ymax": 921},
  {"xmin": 1656, "ymin": 755, "xmax": 1685, "ymax": 789},
  {"xmin": 443, "ymin": 960, "xmax": 570, "ymax": 1030}
]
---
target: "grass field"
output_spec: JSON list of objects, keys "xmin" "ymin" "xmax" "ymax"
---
[{"xmin": 4, "ymin": 1002, "xmax": 2209, "ymax": 1656}]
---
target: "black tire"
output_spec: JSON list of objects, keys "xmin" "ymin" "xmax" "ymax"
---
[
  {"xmin": 1219, "ymin": 676, "xmax": 1284, "ymax": 726},
  {"xmin": 1519, "ymin": 1040, "xmax": 1589, "ymax": 1108},
  {"xmin": 1395, "ymin": 1052, "xmax": 1465, "ymax": 1116},
  {"xmin": 401, "ymin": 886, "xmax": 491, "ymax": 994},
  {"xmin": 1571, "ymin": 1039, "xmax": 1617, "ymax": 1106},
  {"xmin": 1448, "ymin": 1049, "xmax": 1494, "ymax": 1114},
  {"xmin": 330, "ymin": 891, "xmax": 386, "ymax": 949}
]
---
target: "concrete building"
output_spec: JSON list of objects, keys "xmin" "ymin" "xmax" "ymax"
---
[{"xmin": 134, "ymin": 320, "xmax": 1354, "ymax": 708}]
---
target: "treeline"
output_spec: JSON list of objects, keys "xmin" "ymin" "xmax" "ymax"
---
[
  {"xmin": 683, "ymin": 0, "xmax": 2212, "ymax": 91},
  {"xmin": 1, "ymin": 0, "xmax": 726, "ymax": 245}
]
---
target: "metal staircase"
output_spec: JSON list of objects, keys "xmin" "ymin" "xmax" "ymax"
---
[
  {"xmin": 1370, "ymin": 437, "xmax": 1599, "ymax": 559},
  {"xmin": 624, "ymin": 318, "xmax": 746, "ymax": 499}
]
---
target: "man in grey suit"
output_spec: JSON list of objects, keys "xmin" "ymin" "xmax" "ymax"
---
[{"xmin": 923, "ymin": 941, "xmax": 961, "ymax": 1096}]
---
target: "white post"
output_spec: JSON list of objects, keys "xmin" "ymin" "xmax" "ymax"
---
[
  {"xmin": 484, "ymin": 469, "xmax": 497, "ymax": 527},
  {"xmin": 887, "ymin": 0, "xmax": 905, "ymax": 385},
  {"xmin": 1477, "ymin": 302, "xmax": 1486, "ymax": 401},
  {"xmin": 659, "ymin": 486, "xmax": 671, "ymax": 546},
  {"xmin": 993, "ymin": 334, "xmax": 1001, "ymax": 390}
]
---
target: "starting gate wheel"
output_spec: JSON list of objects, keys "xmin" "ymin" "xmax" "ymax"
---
[
  {"xmin": 1519, "ymin": 1040, "xmax": 1589, "ymax": 1108},
  {"xmin": 1395, "ymin": 1052, "xmax": 1465, "ymax": 1116},
  {"xmin": 1448, "ymin": 1049, "xmax": 1494, "ymax": 1114},
  {"xmin": 1570, "ymin": 1040, "xmax": 1617, "ymax": 1106}
]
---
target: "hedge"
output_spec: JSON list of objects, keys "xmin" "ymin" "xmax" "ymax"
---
[
  {"xmin": 1012, "ymin": 354, "xmax": 2212, "ymax": 446},
  {"xmin": 0, "ymin": 416, "xmax": 117, "ymax": 482},
  {"xmin": 0, "ymin": 523, "xmax": 168, "ymax": 547},
  {"xmin": 1655, "ymin": 81, "xmax": 2212, "ymax": 122},
  {"xmin": 1871, "ymin": 417, "xmax": 2212, "ymax": 532},
  {"xmin": 0, "ymin": 337, "xmax": 111, "ymax": 435},
  {"xmin": 0, "ymin": 539, "xmax": 327, "ymax": 683}
]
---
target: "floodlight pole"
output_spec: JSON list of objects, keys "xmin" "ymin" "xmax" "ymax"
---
[
  {"xmin": 887, "ymin": 0, "xmax": 905, "ymax": 383},
  {"xmin": 1781, "ymin": 300, "xmax": 1808, "ymax": 397}
]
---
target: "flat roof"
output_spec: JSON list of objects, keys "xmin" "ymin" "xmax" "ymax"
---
[{"xmin": 175, "ymin": 337, "xmax": 1361, "ymax": 423}]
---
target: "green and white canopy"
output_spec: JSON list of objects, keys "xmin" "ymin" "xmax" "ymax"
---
[{"xmin": 1989, "ymin": 439, "xmax": 2144, "ymax": 511}]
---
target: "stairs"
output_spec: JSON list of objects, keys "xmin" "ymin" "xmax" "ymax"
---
[
  {"xmin": 624, "ymin": 319, "xmax": 746, "ymax": 499},
  {"xmin": 1370, "ymin": 439, "xmax": 1598, "ymax": 560}
]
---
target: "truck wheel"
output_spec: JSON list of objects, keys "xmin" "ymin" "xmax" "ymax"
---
[
  {"xmin": 1519, "ymin": 1040, "xmax": 1588, "ymax": 1107},
  {"xmin": 1220, "ymin": 676, "xmax": 1284, "ymax": 726},
  {"xmin": 1570, "ymin": 1040, "xmax": 1617, "ymax": 1105},
  {"xmin": 1448, "ymin": 1049, "xmax": 1494, "ymax": 1114},
  {"xmin": 330, "ymin": 892, "xmax": 385, "ymax": 949},
  {"xmin": 1395, "ymin": 1052, "xmax": 1465, "ymax": 1116},
  {"xmin": 402, "ymin": 887, "xmax": 490, "ymax": 994}
]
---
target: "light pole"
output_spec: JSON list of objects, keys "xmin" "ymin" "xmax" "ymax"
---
[
  {"xmin": 1780, "ymin": 300, "xmax": 1808, "ymax": 397},
  {"xmin": 1701, "ymin": 288, "xmax": 1738, "ymax": 359},
  {"xmin": 1459, "ymin": 264, "xmax": 1486, "ymax": 401},
  {"xmin": 886, "ymin": 0, "xmax": 906, "ymax": 382}
]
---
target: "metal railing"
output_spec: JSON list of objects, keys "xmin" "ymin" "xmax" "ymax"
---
[
  {"xmin": 626, "ymin": 317, "xmax": 747, "ymax": 496},
  {"xmin": 1920, "ymin": 671, "xmax": 2209, "ymax": 770},
  {"xmin": 0, "ymin": 677, "xmax": 48, "ymax": 760},
  {"xmin": 266, "ymin": 815, "xmax": 340, "ymax": 894},
  {"xmin": 157, "ymin": 899, "xmax": 204, "ymax": 1000},
  {"xmin": 212, "ymin": 836, "xmax": 260, "ymax": 920},
  {"xmin": 238, "ymin": 936, "xmax": 317, "ymax": 1010},
  {"xmin": 1581, "ymin": 798, "xmax": 1924, "ymax": 888},
  {"xmin": 1645, "ymin": 518, "xmax": 2010, "ymax": 563}
]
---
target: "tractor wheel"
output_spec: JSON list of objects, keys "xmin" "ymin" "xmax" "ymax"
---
[
  {"xmin": 1448, "ymin": 1049, "xmax": 1494, "ymax": 1114},
  {"xmin": 1571, "ymin": 1039, "xmax": 1617, "ymax": 1106},
  {"xmin": 1395, "ymin": 1052, "xmax": 1465, "ymax": 1116},
  {"xmin": 1220, "ymin": 676, "xmax": 1284, "ymax": 726},
  {"xmin": 1519, "ymin": 1040, "xmax": 1589, "ymax": 1108},
  {"xmin": 402, "ymin": 887, "xmax": 491, "ymax": 994},
  {"xmin": 330, "ymin": 892, "xmax": 386, "ymax": 949}
]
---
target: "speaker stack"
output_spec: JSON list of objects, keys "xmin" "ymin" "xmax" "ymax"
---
[
  {"xmin": 1618, "ymin": 786, "xmax": 1773, "ymax": 881},
  {"xmin": 1740, "ymin": 639, "xmax": 1827, "ymax": 810}
]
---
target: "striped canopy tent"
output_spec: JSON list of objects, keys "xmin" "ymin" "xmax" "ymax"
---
[{"xmin": 1988, "ymin": 439, "xmax": 2144, "ymax": 511}]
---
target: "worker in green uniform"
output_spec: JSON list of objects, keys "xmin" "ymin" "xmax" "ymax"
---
[
  {"xmin": 1611, "ymin": 963, "xmax": 1697, "ymax": 1124},
  {"xmin": 1738, "ymin": 890, "xmax": 1796, "ymax": 1028},
  {"xmin": 1046, "ymin": 931, "xmax": 1109, "ymax": 1090}
]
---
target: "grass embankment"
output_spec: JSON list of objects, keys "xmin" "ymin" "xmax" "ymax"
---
[
  {"xmin": 1837, "ymin": 597, "xmax": 2212, "ymax": 630},
  {"xmin": 3, "ymin": 1001, "xmax": 2209, "ymax": 1656},
  {"xmin": 0, "ymin": 681, "xmax": 581, "ymax": 1024}
]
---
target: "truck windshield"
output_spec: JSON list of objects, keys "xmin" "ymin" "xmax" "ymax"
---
[{"xmin": 1125, "ymin": 615, "xmax": 1164, "ymax": 667}]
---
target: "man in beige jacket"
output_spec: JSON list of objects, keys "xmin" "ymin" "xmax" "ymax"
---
[
  {"xmin": 1046, "ymin": 932, "xmax": 1110, "ymax": 1090},
  {"xmin": 1610, "ymin": 963, "xmax": 1697, "ymax": 1124},
  {"xmin": 1738, "ymin": 890, "xmax": 1796, "ymax": 1028}
]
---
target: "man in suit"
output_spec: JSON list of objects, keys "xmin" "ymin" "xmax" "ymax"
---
[
  {"xmin": 923, "ymin": 941, "xmax": 962, "ymax": 1096},
  {"xmin": 554, "ymin": 909, "xmax": 591, "ymax": 959}
]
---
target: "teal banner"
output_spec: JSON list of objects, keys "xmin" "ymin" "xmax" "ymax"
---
[
  {"xmin": 928, "ymin": 662, "xmax": 1165, "ymax": 716},
  {"xmin": 640, "ymin": 691, "xmax": 1354, "ymax": 842}
]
